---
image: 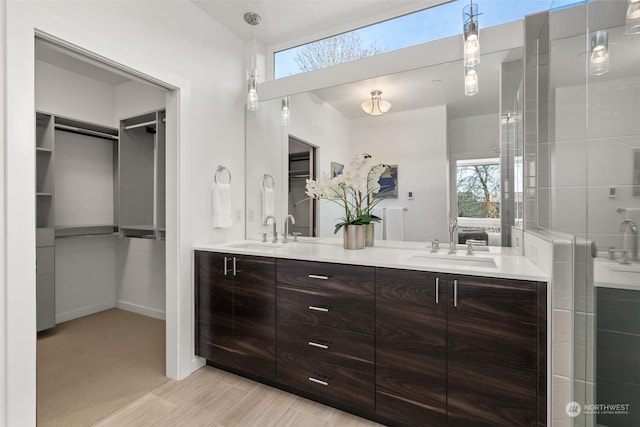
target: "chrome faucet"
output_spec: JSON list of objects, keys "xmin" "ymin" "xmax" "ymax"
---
[
  {"xmin": 448, "ymin": 217, "xmax": 458, "ymax": 254},
  {"xmin": 283, "ymin": 214, "xmax": 296, "ymax": 243},
  {"xmin": 263, "ymin": 215, "xmax": 277, "ymax": 243},
  {"xmin": 620, "ymin": 219, "xmax": 638, "ymax": 261}
]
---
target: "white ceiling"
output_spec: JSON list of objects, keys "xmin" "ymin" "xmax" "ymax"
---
[{"xmin": 191, "ymin": 0, "xmax": 451, "ymax": 48}]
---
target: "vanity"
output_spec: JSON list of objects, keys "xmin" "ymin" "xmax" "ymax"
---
[{"xmin": 194, "ymin": 239, "xmax": 548, "ymax": 427}]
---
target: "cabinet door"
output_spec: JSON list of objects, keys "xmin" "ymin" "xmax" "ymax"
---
[
  {"xmin": 376, "ymin": 268, "xmax": 447, "ymax": 427},
  {"xmin": 195, "ymin": 251, "xmax": 234, "ymax": 368},
  {"xmin": 233, "ymin": 255, "xmax": 276, "ymax": 380},
  {"xmin": 447, "ymin": 275, "xmax": 538, "ymax": 427}
]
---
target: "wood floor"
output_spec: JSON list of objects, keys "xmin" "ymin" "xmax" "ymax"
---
[{"xmin": 95, "ymin": 365, "xmax": 384, "ymax": 427}]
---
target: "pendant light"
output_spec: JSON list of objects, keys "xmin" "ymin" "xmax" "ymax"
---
[
  {"xmin": 245, "ymin": 12, "xmax": 261, "ymax": 111},
  {"xmin": 360, "ymin": 90, "xmax": 392, "ymax": 116},
  {"xmin": 589, "ymin": 30, "xmax": 609, "ymax": 76},
  {"xmin": 462, "ymin": 0, "xmax": 480, "ymax": 67},
  {"xmin": 626, "ymin": 0, "xmax": 640, "ymax": 35},
  {"xmin": 464, "ymin": 65, "xmax": 479, "ymax": 96},
  {"xmin": 281, "ymin": 97, "xmax": 290, "ymax": 126}
]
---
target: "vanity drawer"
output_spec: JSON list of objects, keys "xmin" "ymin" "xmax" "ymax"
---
[
  {"xmin": 277, "ymin": 284, "xmax": 374, "ymax": 335},
  {"xmin": 276, "ymin": 259, "xmax": 373, "ymax": 296},
  {"xmin": 277, "ymin": 318, "xmax": 374, "ymax": 374},
  {"xmin": 277, "ymin": 350, "xmax": 374, "ymax": 412}
]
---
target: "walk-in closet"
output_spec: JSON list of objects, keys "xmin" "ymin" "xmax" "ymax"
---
[{"xmin": 35, "ymin": 38, "xmax": 169, "ymax": 426}]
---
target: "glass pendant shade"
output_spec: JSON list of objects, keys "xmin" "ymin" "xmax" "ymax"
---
[
  {"xmin": 626, "ymin": 0, "xmax": 640, "ymax": 35},
  {"xmin": 281, "ymin": 97, "xmax": 290, "ymax": 125},
  {"xmin": 247, "ymin": 71, "xmax": 258, "ymax": 111},
  {"xmin": 360, "ymin": 90, "xmax": 391, "ymax": 116},
  {"xmin": 463, "ymin": 2, "xmax": 480, "ymax": 66},
  {"xmin": 589, "ymin": 31, "xmax": 609, "ymax": 76},
  {"xmin": 464, "ymin": 66, "xmax": 479, "ymax": 96}
]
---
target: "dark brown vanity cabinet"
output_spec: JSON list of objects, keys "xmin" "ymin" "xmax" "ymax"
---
[
  {"xmin": 194, "ymin": 251, "xmax": 276, "ymax": 380},
  {"xmin": 376, "ymin": 268, "xmax": 546, "ymax": 427},
  {"xmin": 275, "ymin": 259, "xmax": 376, "ymax": 412}
]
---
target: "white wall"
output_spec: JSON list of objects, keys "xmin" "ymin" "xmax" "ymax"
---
[
  {"xmin": 0, "ymin": 0, "xmax": 7, "ymax": 423},
  {"xmin": 36, "ymin": 60, "xmax": 115, "ymax": 126},
  {"xmin": 3, "ymin": 1, "xmax": 245, "ymax": 425},
  {"xmin": 350, "ymin": 105, "xmax": 449, "ymax": 242},
  {"xmin": 115, "ymin": 80, "xmax": 166, "ymax": 121}
]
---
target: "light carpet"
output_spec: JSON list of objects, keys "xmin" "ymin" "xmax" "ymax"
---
[{"xmin": 37, "ymin": 308, "xmax": 168, "ymax": 427}]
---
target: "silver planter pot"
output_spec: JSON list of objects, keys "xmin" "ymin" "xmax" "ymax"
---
[
  {"xmin": 364, "ymin": 223, "xmax": 375, "ymax": 247},
  {"xmin": 343, "ymin": 224, "xmax": 365, "ymax": 250}
]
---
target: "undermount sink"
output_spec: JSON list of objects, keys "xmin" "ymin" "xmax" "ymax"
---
[
  {"xmin": 226, "ymin": 242, "xmax": 283, "ymax": 250},
  {"xmin": 408, "ymin": 253, "xmax": 497, "ymax": 269}
]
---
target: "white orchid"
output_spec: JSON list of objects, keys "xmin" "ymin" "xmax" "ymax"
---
[{"xmin": 305, "ymin": 153, "xmax": 388, "ymax": 233}]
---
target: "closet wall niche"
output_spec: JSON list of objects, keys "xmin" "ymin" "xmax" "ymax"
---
[{"xmin": 35, "ymin": 39, "xmax": 167, "ymax": 331}]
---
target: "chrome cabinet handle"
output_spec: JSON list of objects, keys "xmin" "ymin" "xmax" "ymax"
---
[
  {"xmin": 308, "ymin": 376, "xmax": 329, "ymax": 386},
  {"xmin": 308, "ymin": 341, "xmax": 329, "ymax": 349},
  {"xmin": 308, "ymin": 305, "xmax": 329, "ymax": 312},
  {"xmin": 453, "ymin": 279, "xmax": 458, "ymax": 308},
  {"xmin": 435, "ymin": 277, "xmax": 440, "ymax": 304},
  {"xmin": 308, "ymin": 274, "xmax": 330, "ymax": 280},
  {"xmin": 233, "ymin": 257, "xmax": 237, "ymax": 277},
  {"xmin": 223, "ymin": 256, "xmax": 229, "ymax": 276}
]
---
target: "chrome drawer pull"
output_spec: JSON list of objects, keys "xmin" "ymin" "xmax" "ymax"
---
[
  {"xmin": 453, "ymin": 279, "xmax": 458, "ymax": 308},
  {"xmin": 435, "ymin": 277, "xmax": 439, "ymax": 304},
  {"xmin": 223, "ymin": 257, "xmax": 229, "ymax": 276},
  {"xmin": 308, "ymin": 341, "xmax": 329, "ymax": 349},
  {"xmin": 308, "ymin": 274, "xmax": 330, "ymax": 280},
  {"xmin": 308, "ymin": 377, "xmax": 329, "ymax": 386},
  {"xmin": 308, "ymin": 305, "xmax": 329, "ymax": 312}
]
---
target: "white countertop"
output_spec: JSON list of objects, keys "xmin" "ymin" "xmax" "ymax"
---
[{"xmin": 194, "ymin": 237, "xmax": 548, "ymax": 282}]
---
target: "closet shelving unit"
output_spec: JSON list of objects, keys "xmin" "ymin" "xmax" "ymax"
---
[
  {"xmin": 36, "ymin": 112, "xmax": 56, "ymax": 331},
  {"xmin": 119, "ymin": 109, "xmax": 166, "ymax": 240}
]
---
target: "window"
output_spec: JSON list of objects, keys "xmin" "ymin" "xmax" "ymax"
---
[
  {"xmin": 274, "ymin": 0, "xmax": 585, "ymax": 79},
  {"xmin": 456, "ymin": 158, "xmax": 500, "ymax": 245}
]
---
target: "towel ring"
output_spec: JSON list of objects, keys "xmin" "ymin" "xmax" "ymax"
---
[
  {"xmin": 215, "ymin": 165, "xmax": 231, "ymax": 184},
  {"xmin": 263, "ymin": 174, "xmax": 275, "ymax": 189}
]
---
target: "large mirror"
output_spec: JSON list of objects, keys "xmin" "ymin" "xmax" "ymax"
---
[{"xmin": 246, "ymin": 27, "xmax": 524, "ymax": 247}]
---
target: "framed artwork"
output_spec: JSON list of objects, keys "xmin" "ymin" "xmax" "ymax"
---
[
  {"xmin": 331, "ymin": 161, "xmax": 344, "ymax": 177},
  {"xmin": 377, "ymin": 165, "xmax": 398, "ymax": 198}
]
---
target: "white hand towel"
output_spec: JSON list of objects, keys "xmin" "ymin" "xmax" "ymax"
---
[
  {"xmin": 212, "ymin": 182, "xmax": 232, "ymax": 228},
  {"xmin": 372, "ymin": 207, "xmax": 384, "ymax": 240},
  {"xmin": 385, "ymin": 207, "xmax": 405, "ymax": 241},
  {"xmin": 263, "ymin": 187, "xmax": 275, "ymax": 219}
]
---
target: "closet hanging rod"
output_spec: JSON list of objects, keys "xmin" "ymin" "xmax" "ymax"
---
[
  {"xmin": 124, "ymin": 120, "xmax": 157, "ymax": 130},
  {"xmin": 54, "ymin": 124, "xmax": 118, "ymax": 140}
]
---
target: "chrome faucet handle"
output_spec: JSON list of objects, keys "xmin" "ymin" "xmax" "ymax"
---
[
  {"xmin": 261, "ymin": 233, "xmax": 267, "ymax": 243},
  {"xmin": 466, "ymin": 242, "xmax": 474, "ymax": 256},
  {"xmin": 430, "ymin": 239, "xmax": 440, "ymax": 253},
  {"xmin": 449, "ymin": 216, "xmax": 458, "ymax": 231},
  {"xmin": 292, "ymin": 232, "xmax": 302, "ymax": 242}
]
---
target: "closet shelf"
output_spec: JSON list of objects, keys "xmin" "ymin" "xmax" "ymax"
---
[
  {"xmin": 36, "ymin": 192, "xmax": 53, "ymax": 197},
  {"xmin": 36, "ymin": 147, "xmax": 53, "ymax": 154},
  {"xmin": 55, "ymin": 224, "xmax": 118, "ymax": 238}
]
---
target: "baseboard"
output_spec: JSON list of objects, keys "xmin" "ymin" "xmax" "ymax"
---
[
  {"xmin": 116, "ymin": 300, "xmax": 165, "ymax": 320},
  {"xmin": 56, "ymin": 301, "xmax": 116, "ymax": 324}
]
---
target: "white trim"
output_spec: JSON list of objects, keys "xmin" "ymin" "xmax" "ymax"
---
[
  {"xmin": 116, "ymin": 301, "xmax": 165, "ymax": 321},
  {"xmin": 55, "ymin": 302, "xmax": 116, "ymax": 324},
  {"xmin": 0, "ymin": 0, "xmax": 7, "ymax": 424},
  {"xmin": 456, "ymin": 157, "xmax": 500, "ymax": 167}
]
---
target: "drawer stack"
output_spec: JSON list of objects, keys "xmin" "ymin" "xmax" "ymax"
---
[{"xmin": 276, "ymin": 259, "xmax": 375, "ymax": 412}]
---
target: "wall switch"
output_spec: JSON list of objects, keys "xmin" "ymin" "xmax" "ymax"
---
[
  {"xmin": 408, "ymin": 190, "xmax": 414, "ymax": 200},
  {"xmin": 234, "ymin": 208, "xmax": 243, "ymax": 223},
  {"xmin": 609, "ymin": 187, "xmax": 617, "ymax": 198}
]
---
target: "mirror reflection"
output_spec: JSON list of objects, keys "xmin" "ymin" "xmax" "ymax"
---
[{"xmin": 246, "ymin": 33, "xmax": 524, "ymax": 247}]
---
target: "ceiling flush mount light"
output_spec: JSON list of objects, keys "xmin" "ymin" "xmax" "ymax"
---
[
  {"xmin": 281, "ymin": 97, "xmax": 290, "ymax": 126},
  {"xmin": 626, "ymin": 0, "xmax": 640, "ymax": 35},
  {"xmin": 361, "ymin": 90, "xmax": 391, "ymax": 116},
  {"xmin": 464, "ymin": 65, "xmax": 479, "ymax": 96},
  {"xmin": 245, "ymin": 12, "xmax": 261, "ymax": 111},
  {"xmin": 589, "ymin": 30, "xmax": 609, "ymax": 76},
  {"xmin": 462, "ymin": 0, "xmax": 480, "ymax": 67}
]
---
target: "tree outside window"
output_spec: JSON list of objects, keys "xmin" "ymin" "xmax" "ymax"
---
[{"xmin": 457, "ymin": 160, "xmax": 500, "ymax": 220}]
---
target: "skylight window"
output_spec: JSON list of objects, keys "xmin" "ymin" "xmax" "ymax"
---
[{"xmin": 274, "ymin": 0, "xmax": 585, "ymax": 79}]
